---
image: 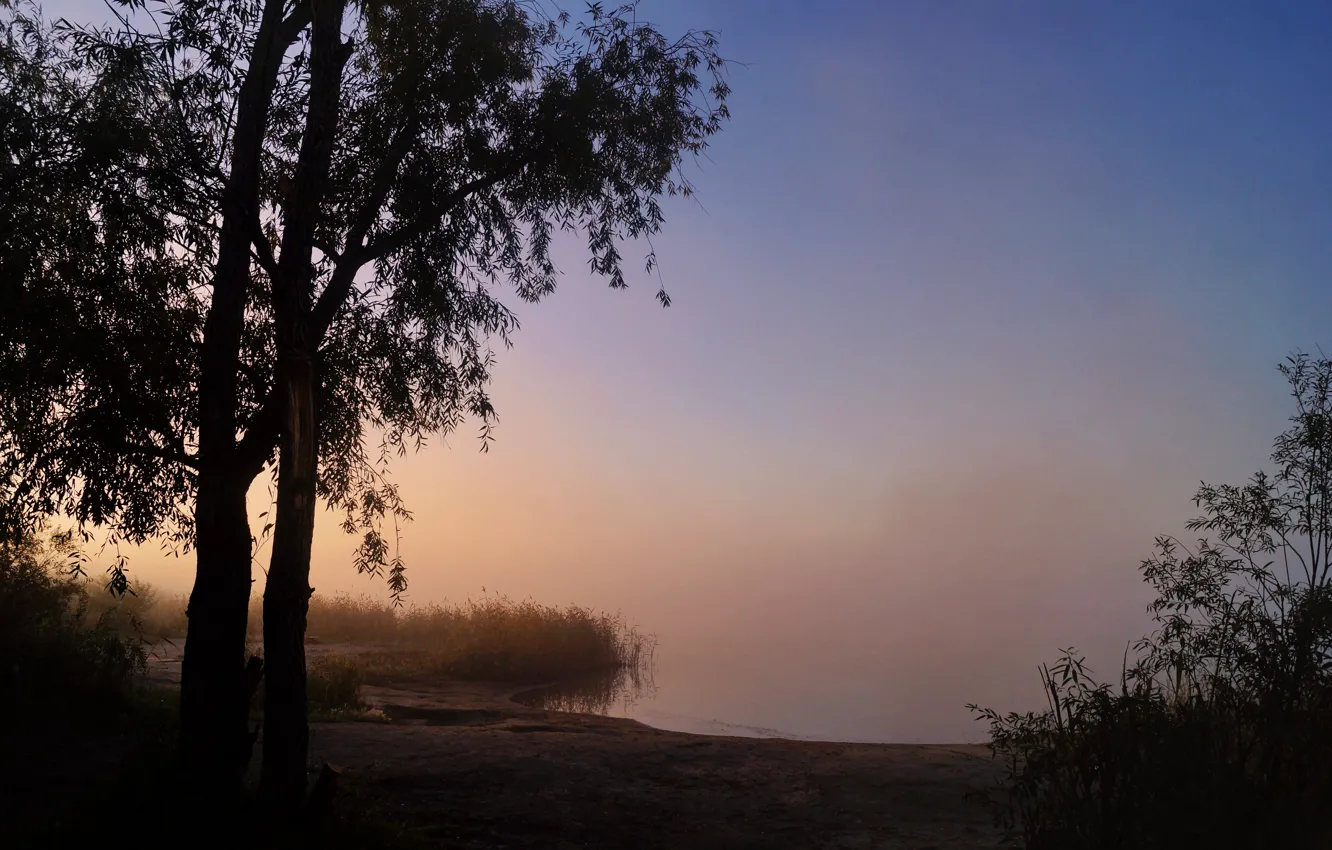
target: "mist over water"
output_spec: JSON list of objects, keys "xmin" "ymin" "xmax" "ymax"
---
[
  {"xmin": 116, "ymin": 257, "xmax": 1296, "ymax": 742},
  {"xmin": 125, "ymin": 390, "xmax": 1280, "ymax": 743}
]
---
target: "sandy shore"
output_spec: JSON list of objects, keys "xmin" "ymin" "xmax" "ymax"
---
[{"xmin": 146, "ymin": 644, "xmax": 1005, "ymax": 849}]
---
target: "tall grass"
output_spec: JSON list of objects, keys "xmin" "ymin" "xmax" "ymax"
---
[
  {"xmin": 299, "ymin": 592, "xmax": 656, "ymax": 685},
  {"xmin": 970, "ymin": 353, "xmax": 1332, "ymax": 850},
  {"xmin": 120, "ymin": 584, "xmax": 652, "ymax": 686}
]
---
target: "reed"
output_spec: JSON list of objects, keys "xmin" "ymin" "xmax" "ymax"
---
[
  {"xmin": 124, "ymin": 585, "xmax": 652, "ymax": 687},
  {"xmin": 300, "ymin": 591, "xmax": 655, "ymax": 685}
]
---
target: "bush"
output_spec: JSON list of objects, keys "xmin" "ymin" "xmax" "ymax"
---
[
  {"xmin": 82, "ymin": 578, "xmax": 190, "ymax": 639},
  {"xmin": 970, "ymin": 352, "xmax": 1332, "ymax": 850},
  {"xmin": 307, "ymin": 654, "xmax": 367, "ymax": 716},
  {"xmin": 0, "ymin": 531, "xmax": 146, "ymax": 728}
]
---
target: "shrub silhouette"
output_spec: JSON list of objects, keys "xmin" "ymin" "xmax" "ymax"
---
[
  {"xmin": 970, "ymin": 352, "xmax": 1332, "ymax": 850},
  {"xmin": 0, "ymin": 532, "xmax": 145, "ymax": 728}
]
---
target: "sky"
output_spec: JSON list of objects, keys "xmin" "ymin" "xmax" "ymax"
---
[{"xmin": 43, "ymin": 0, "xmax": 1332, "ymax": 741}]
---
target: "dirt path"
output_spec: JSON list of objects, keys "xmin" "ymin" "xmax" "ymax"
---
[{"xmin": 147, "ymin": 645, "xmax": 1005, "ymax": 849}]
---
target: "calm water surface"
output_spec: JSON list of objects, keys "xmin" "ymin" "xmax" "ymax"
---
[{"xmin": 512, "ymin": 641, "xmax": 1015, "ymax": 743}]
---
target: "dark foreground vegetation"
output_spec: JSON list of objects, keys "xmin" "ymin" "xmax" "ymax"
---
[
  {"xmin": 0, "ymin": 533, "xmax": 654, "ymax": 848},
  {"xmin": 0, "ymin": 537, "xmax": 390, "ymax": 847},
  {"xmin": 971, "ymin": 352, "xmax": 1332, "ymax": 850}
]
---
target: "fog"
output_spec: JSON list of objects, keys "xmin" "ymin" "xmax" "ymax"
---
[{"xmin": 125, "ymin": 327, "xmax": 1290, "ymax": 741}]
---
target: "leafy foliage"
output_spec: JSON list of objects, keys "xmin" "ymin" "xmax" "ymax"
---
[
  {"xmin": 0, "ymin": 531, "xmax": 147, "ymax": 727},
  {"xmin": 969, "ymin": 352, "xmax": 1332, "ymax": 850},
  {"xmin": 1, "ymin": 0, "xmax": 730, "ymax": 597},
  {"xmin": 1, "ymin": 9, "xmax": 204, "ymax": 547}
]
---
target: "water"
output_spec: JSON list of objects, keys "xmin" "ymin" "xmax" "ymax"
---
[
  {"xmin": 510, "ymin": 609, "xmax": 1155, "ymax": 745},
  {"xmin": 507, "ymin": 641, "xmax": 1021, "ymax": 743},
  {"xmin": 511, "ymin": 666, "xmax": 813, "ymax": 740}
]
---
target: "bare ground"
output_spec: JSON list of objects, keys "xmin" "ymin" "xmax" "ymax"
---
[{"xmin": 149, "ymin": 643, "xmax": 1006, "ymax": 849}]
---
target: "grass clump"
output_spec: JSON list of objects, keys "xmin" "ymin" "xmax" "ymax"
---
[
  {"xmin": 391, "ymin": 594, "xmax": 653, "ymax": 683},
  {"xmin": 308, "ymin": 592, "xmax": 399, "ymax": 643},
  {"xmin": 307, "ymin": 653, "xmax": 369, "ymax": 718},
  {"xmin": 257, "ymin": 593, "xmax": 656, "ymax": 722},
  {"xmin": 45, "ymin": 551, "xmax": 652, "ymax": 715},
  {"xmin": 970, "ymin": 352, "xmax": 1332, "ymax": 850}
]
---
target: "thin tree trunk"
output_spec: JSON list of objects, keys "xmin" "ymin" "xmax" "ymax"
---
[
  {"xmin": 180, "ymin": 468, "xmax": 254, "ymax": 799},
  {"xmin": 260, "ymin": 345, "xmax": 318, "ymax": 807},
  {"xmin": 178, "ymin": 0, "xmax": 303, "ymax": 797},
  {"xmin": 260, "ymin": 0, "xmax": 346, "ymax": 808}
]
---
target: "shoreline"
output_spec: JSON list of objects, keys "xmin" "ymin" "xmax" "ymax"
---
[
  {"xmin": 146, "ymin": 641, "xmax": 988, "ymax": 748},
  {"xmin": 144, "ymin": 642, "xmax": 1003, "ymax": 847},
  {"xmin": 317, "ymin": 679, "xmax": 1001, "ymax": 849}
]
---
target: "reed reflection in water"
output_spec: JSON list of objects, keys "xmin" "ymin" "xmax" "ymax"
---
[{"xmin": 514, "ymin": 655, "xmax": 658, "ymax": 717}]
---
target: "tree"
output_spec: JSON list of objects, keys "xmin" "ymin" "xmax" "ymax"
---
[{"xmin": 1, "ymin": 0, "xmax": 730, "ymax": 805}]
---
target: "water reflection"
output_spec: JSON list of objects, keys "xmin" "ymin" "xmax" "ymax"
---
[{"xmin": 513, "ymin": 662, "xmax": 657, "ymax": 716}]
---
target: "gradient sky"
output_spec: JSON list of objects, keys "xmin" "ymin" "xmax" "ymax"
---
[{"xmin": 49, "ymin": 0, "xmax": 1332, "ymax": 741}]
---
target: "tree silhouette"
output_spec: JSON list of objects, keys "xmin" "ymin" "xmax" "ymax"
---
[{"xmin": 1, "ymin": 0, "xmax": 729, "ymax": 807}]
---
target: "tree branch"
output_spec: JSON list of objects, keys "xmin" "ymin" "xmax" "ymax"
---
[
  {"xmin": 240, "ymin": 135, "xmax": 540, "ymax": 471},
  {"xmin": 235, "ymin": 387, "xmax": 281, "ymax": 478},
  {"xmin": 308, "ymin": 150, "xmax": 536, "ymax": 346},
  {"xmin": 119, "ymin": 440, "xmax": 200, "ymax": 470},
  {"xmin": 272, "ymin": 0, "xmax": 348, "ymax": 322},
  {"xmin": 277, "ymin": 2, "xmax": 314, "ymax": 51},
  {"xmin": 312, "ymin": 237, "xmax": 342, "ymax": 264},
  {"xmin": 251, "ymin": 211, "xmax": 280, "ymax": 279},
  {"xmin": 306, "ymin": 117, "xmax": 421, "ymax": 342},
  {"xmin": 202, "ymin": 0, "xmax": 313, "ymax": 466},
  {"xmin": 363, "ymin": 156, "xmax": 531, "ymax": 264}
]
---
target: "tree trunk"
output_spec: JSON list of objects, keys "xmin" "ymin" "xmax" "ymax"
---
[
  {"xmin": 178, "ymin": 0, "xmax": 302, "ymax": 800},
  {"xmin": 260, "ymin": 0, "xmax": 345, "ymax": 807},
  {"xmin": 260, "ymin": 346, "xmax": 318, "ymax": 807},
  {"xmin": 180, "ymin": 468, "xmax": 254, "ymax": 799}
]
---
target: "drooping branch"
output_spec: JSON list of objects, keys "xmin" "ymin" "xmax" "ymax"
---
[
  {"xmin": 3, "ymin": 0, "xmax": 732, "ymax": 645},
  {"xmin": 235, "ymin": 146, "xmax": 536, "ymax": 476},
  {"xmin": 361, "ymin": 154, "xmax": 535, "ymax": 265}
]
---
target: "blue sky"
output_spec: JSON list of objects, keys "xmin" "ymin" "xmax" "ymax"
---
[{"xmin": 502, "ymin": 0, "xmax": 1332, "ymax": 529}]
